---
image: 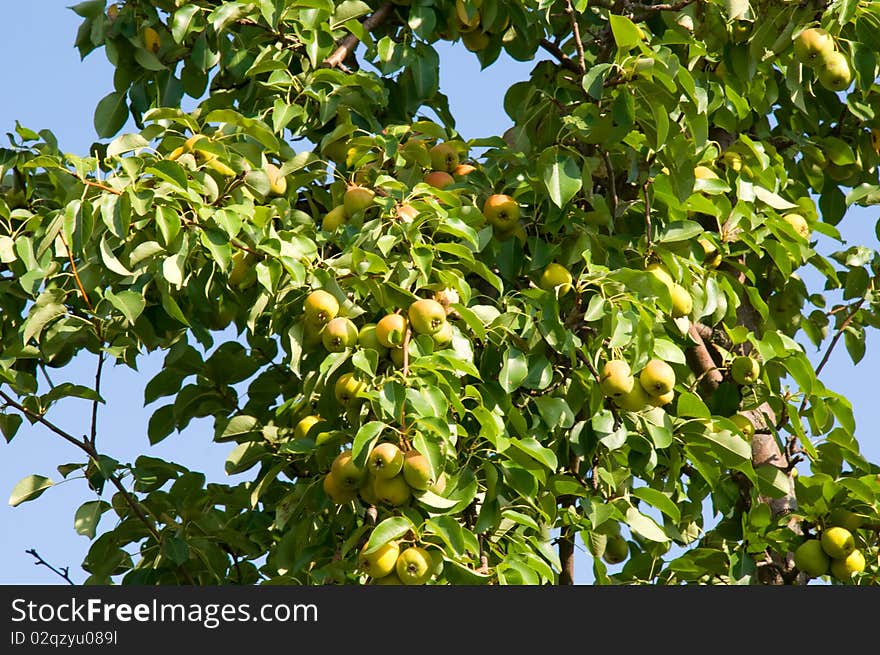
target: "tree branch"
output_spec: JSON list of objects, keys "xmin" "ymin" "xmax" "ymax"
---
[
  {"xmin": 563, "ymin": 0, "xmax": 587, "ymax": 74},
  {"xmin": 89, "ymin": 352, "xmax": 104, "ymax": 447},
  {"xmin": 323, "ymin": 2, "xmax": 395, "ymax": 70},
  {"xmin": 538, "ymin": 38, "xmax": 582, "ymax": 74},
  {"xmin": 26, "ymin": 549, "xmax": 76, "ymax": 585}
]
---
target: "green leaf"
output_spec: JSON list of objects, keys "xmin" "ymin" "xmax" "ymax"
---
[
  {"xmin": 499, "ymin": 347, "xmax": 528, "ymax": 392},
  {"xmin": 41, "ymin": 383, "xmax": 104, "ymax": 405},
  {"xmin": 625, "ymin": 506, "xmax": 669, "ymax": 543},
  {"xmin": 351, "ymin": 421, "xmax": 386, "ymax": 466},
  {"xmin": 105, "ymin": 290, "xmax": 145, "ymax": 324},
  {"xmin": 23, "ymin": 302, "xmax": 66, "ymax": 345},
  {"xmin": 631, "ymin": 487, "xmax": 681, "ymax": 523},
  {"xmin": 538, "ymin": 147, "xmax": 582, "ymax": 208},
  {"xmin": 93, "ymin": 91, "xmax": 129, "ymax": 138},
  {"xmin": 676, "ymin": 391, "xmax": 711, "ymax": 419},
  {"xmin": 74, "ymin": 500, "xmax": 110, "ymax": 539},
  {"xmin": 534, "ymin": 396, "xmax": 575, "ymax": 429},
  {"xmin": 364, "ymin": 516, "xmax": 413, "ymax": 554},
  {"xmin": 0, "ymin": 414, "xmax": 24, "ymax": 443},
  {"xmin": 425, "ymin": 516, "xmax": 466, "ymax": 556},
  {"xmin": 106, "ymin": 133, "xmax": 148, "ymax": 158},
  {"xmin": 9, "ymin": 475, "xmax": 53, "ymax": 507},
  {"xmin": 608, "ymin": 14, "xmax": 642, "ymax": 49},
  {"xmin": 509, "ymin": 437, "xmax": 558, "ymax": 471}
]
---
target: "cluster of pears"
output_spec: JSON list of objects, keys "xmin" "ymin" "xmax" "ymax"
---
[
  {"xmin": 358, "ymin": 539, "xmax": 441, "ymax": 585},
  {"xmin": 300, "ymin": 289, "xmax": 453, "ymax": 360},
  {"xmin": 793, "ymin": 27, "xmax": 852, "ymax": 92},
  {"xmin": 453, "ymin": 0, "xmax": 509, "ymax": 52},
  {"xmin": 599, "ymin": 358, "xmax": 676, "ymax": 411},
  {"xmin": 794, "ymin": 520, "xmax": 869, "ymax": 582},
  {"xmin": 322, "ymin": 442, "xmax": 444, "ymax": 508}
]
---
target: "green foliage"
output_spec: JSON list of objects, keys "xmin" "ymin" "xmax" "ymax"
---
[{"xmin": 2, "ymin": 0, "xmax": 880, "ymax": 585}]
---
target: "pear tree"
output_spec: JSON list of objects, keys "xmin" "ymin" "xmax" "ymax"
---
[{"xmin": 3, "ymin": 0, "xmax": 880, "ymax": 585}]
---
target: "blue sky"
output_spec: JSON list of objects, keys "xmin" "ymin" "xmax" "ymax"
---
[{"xmin": 1, "ymin": 1, "xmax": 878, "ymax": 586}]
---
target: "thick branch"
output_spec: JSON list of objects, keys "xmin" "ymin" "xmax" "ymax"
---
[
  {"xmin": 323, "ymin": 3, "xmax": 394, "ymax": 70},
  {"xmin": 686, "ymin": 323, "xmax": 723, "ymax": 394},
  {"xmin": 538, "ymin": 38, "xmax": 582, "ymax": 74},
  {"xmin": 558, "ymin": 453, "xmax": 581, "ymax": 585}
]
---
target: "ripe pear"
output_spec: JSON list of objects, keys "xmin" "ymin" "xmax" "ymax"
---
[
  {"xmin": 304, "ymin": 290, "xmax": 339, "ymax": 328},
  {"xmin": 646, "ymin": 262, "xmax": 674, "ymax": 288},
  {"xmin": 396, "ymin": 546, "xmax": 433, "ymax": 585},
  {"xmin": 358, "ymin": 541, "xmax": 400, "ymax": 579},
  {"xmin": 373, "ymin": 473, "xmax": 412, "ymax": 506},
  {"xmin": 730, "ymin": 414, "xmax": 755, "ymax": 440},
  {"xmin": 538, "ymin": 263, "xmax": 573, "ymax": 295},
  {"xmin": 396, "ymin": 203, "xmax": 419, "ymax": 222},
  {"xmin": 669, "ymin": 283, "xmax": 693, "ymax": 318},
  {"xmin": 423, "ymin": 170, "xmax": 455, "ymax": 189},
  {"xmin": 600, "ymin": 360, "xmax": 635, "ymax": 398},
  {"xmin": 613, "ymin": 381, "xmax": 654, "ymax": 412},
  {"xmin": 294, "ymin": 415, "xmax": 323, "ymax": 441},
  {"xmin": 648, "ymin": 389, "xmax": 675, "ymax": 407},
  {"xmin": 821, "ymin": 526, "xmax": 855, "ymax": 559},
  {"xmin": 265, "ymin": 163, "xmax": 287, "ymax": 196},
  {"xmin": 639, "ymin": 359, "xmax": 676, "ymax": 396},
  {"xmin": 794, "ymin": 539, "xmax": 830, "ymax": 577},
  {"xmin": 402, "ymin": 451, "xmax": 433, "ymax": 490},
  {"xmin": 831, "ymin": 548, "xmax": 865, "ymax": 580},
  {"xmin": 431, "ymin": 320, "xmax": 454, "ymax": 348},
  {"xmin": 482, "ymin": 194, "xmax": 520, "ymax": 231},
  {"xmin": 376, "ymin": 313, "xmax": 408, "ymax": 348},
  {"xmin": 368, "ymin": 442, "xmax": 405, "ymax": 479},
  {"xmin": 408, "ymin": 299, "xmax": 447, "ymax": 336},
  {"xmin": 793, "ymin": 27, "xmax": 835, "ymax": 65},
  {"xmin": 331, "ymin": 450, "xmax": 365, "ymax": 490},
  {"xmin": 429, "ymin": 142, "xmax": 460, "ymax": 173},
  {"xmin": 730, "ymin": 355, "xmax": 760, "ymax": 385},
  {"xmin": 817, "ymin": 51, "xmax": 852, "ymax": 91},
  {"xmin": 358, "ymin": 323, "xmax": 388, "ymax": 357},
  {"xmin": 143, "ymin": 26, "xmax": 161, "ymax": 54},
  {"xmin": 372, "ymin": 571, "xmax": 403, "ymax": 585},
  {"xmin": 323, "ymin": 472, "xmax": 357, "ymax": 504},
  {"xmin": 322, "ymin": 204, "xmax": 348, "ymax": 231},
  {"xmin": 343, "ymin": 185, "xmax": 375, "ymax": 215},
  {"xmin": 783, "ymin": 213, "xmax": 810, "ymax": 239},
  {"xmin": 358, "ymin": 471, "xmax": 379, "ymax": 506},
  {"xmin": 453, "ymin": 163, "xmax": 477, "ymax": 178},
  {"xmin": 322, "ymin": 317, "xmax": 358, "ymax": 352},
  {"xmin": 334, "ymin": 372, "xmax": 366, "ymax": 406},
  {"xmin": 698, "ymin": 237, "xmax": 721, "ymax": 268}
]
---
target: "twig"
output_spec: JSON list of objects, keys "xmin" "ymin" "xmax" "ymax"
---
[
  {"xmin": 58, "ymin": 231, "xmax": 94, "ymax": 313},
  {"xmin": 26, "ymin": 549, "xmax": 76, "ymax": 585},
  {"xmin": 0, "ymin": 389, "xmax": 162, "ymax": 544},
  {"xmin": 64, "ymin": 170, "xmax": 122, "ymax": 195},
  {"xmin": 602, "ymin": 151, "xmax": 618, "ymax": 219},
  {"xmin": 642, "ymin": 181, "xmax": 653, "ymax": 249},
  {"xmin": 89, "ymin": 353, "xmax": 104, "ymax": 446},
  {"xmin": 323, "ymin": 2, "xmax": 395, "ymax": 70},
  {"xmin": 563, "ymin": 0, "xmax": 587, "ymax": 74},
  {"xmin": 797, "ymin": 298, "xmax": 865, "ymax": 414}
]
